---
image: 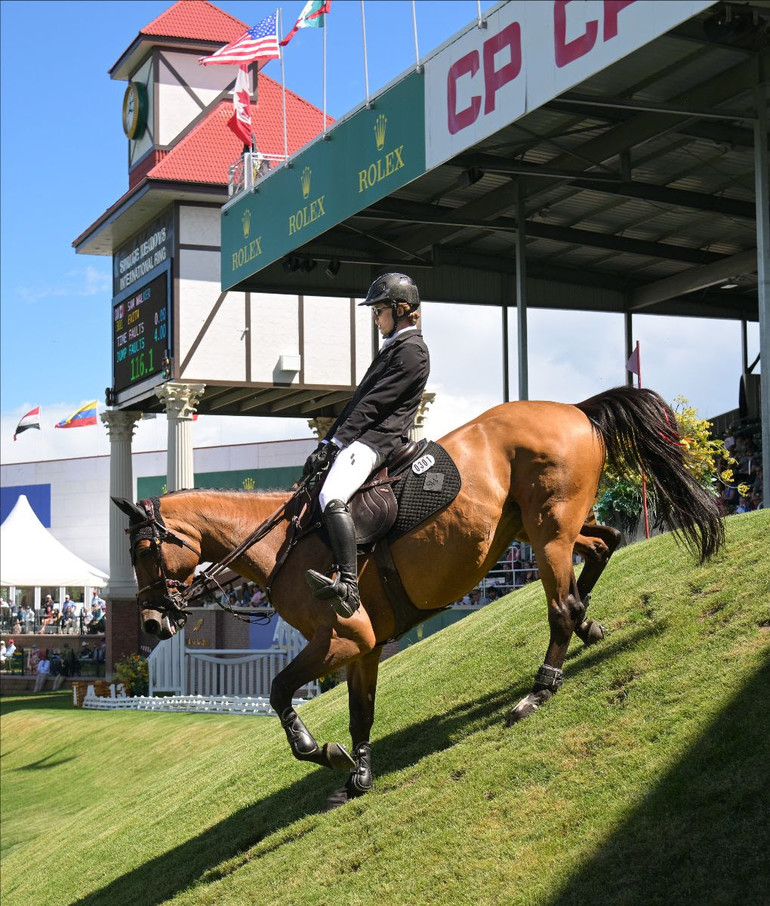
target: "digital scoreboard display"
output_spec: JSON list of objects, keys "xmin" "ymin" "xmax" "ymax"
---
[{"xmin": 113, "ymin": 271, "xmax": 169, "ymax": 393}]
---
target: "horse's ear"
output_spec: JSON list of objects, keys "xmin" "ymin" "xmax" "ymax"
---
[{"xmin": 111, "ymin": 497, "xmax": 146, "ymax": 522}]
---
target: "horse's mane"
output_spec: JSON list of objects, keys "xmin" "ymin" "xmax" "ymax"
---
[{"xmin": 162, "ymin": 487, "xmax": 291, "ymax": 498}]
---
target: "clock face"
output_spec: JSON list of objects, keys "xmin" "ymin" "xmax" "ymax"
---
[{"xmin": 122, "ymin": 82, "xmax": 147, "ymax": 139}]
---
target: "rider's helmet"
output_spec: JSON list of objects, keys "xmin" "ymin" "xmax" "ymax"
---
[{"xmin": 361, "ymin": 273, "xmax": 420, "ymax": 314}]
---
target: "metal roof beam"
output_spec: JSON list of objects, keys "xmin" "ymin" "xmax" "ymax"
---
[
  {"xmin": 627, "ymin": 248, "xmax": 757, "ymax": 309},
  {"xmin": 455, "ymin": 153, "xmax": 755, "ymax": 220},
  {"xmin": 359, "ymin": 202, "xmax": 726, "ymax": 265}
]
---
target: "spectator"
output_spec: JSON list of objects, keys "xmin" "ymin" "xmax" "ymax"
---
[
  {"xmin": 0, "ymin": 641, "xmax": 6, "ymax": 667},
  {"xmin": 91, "ymin": 590, "xmax": 105, "ymax": 611},
  {"xmin": 28, "ymin": 645, "xmax": 40, "ymax": 674},
  {"xmin": 250, "ymin": 587, "xmax": 265, "ymax": 607},
  {"xmin": 21, "ymin": 605, "xmax": 35, "ymax": 633},
  {"xmin": 80, "ymin": 604, "xmax": 92, "ymax": 633},
  {"xmin": 89, "ymin": 599, "xmax": 105, "ymax": 633},
  {"xmin": 60, "ymin": 596, "xmax": 76, "ymax": 632},
  {"xmin": 34, "ymin": 651, "xmax": 51, "ymax": 692},
  {"xmin": 5, "ymin": 639, "xmax": 16, "ymax": 662}
]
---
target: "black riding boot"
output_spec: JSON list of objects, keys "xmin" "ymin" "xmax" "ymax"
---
[{"xmin": 305, "ymin": 499, "xmax": 361, "ymax": 618}]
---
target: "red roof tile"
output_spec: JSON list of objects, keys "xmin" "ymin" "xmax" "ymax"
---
[
  {"xmin": 141, "ymin": 1, "xmax": 247, "ymax": 43},
  {"xmin": 147, "ymin": 72, "xmax": 332, "ymax": 186}
]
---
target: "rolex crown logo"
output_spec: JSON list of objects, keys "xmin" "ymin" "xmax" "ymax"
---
[
  {"xmin": 242, "ymin": 208, "xmax": 251, "ymax": 239},
  {"xmin": 374, "ymin": 114, "xmax": 387, "ymax": 151},
  {"xmin": 301, "ymin": 166, "xmax": 312, "ymax": 200},
  {"xmin": 242, "ymin": 476, "xmax": 256, "ymax": 490}
]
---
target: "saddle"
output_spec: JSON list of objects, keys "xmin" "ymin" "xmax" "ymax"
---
[{"xmin": 348, "ymin": 439, "xmax": 428, "ymax": 545}]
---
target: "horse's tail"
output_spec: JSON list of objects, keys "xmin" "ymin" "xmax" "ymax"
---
[{"xmin": 575, "ymin": 385, "xmax": 724, "ymax": 562}]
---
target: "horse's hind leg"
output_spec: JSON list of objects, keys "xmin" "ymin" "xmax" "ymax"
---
[
  {"xmin": 507, "ymin": 534, "xmax": 584, "ymax": 725},
  {"xmin": 324, "ymin": 647, "xmax": 382, "ymax": 810},
  {"xmin": 573, "ymin": 522, "xmax": 621, "ymax": 645}
]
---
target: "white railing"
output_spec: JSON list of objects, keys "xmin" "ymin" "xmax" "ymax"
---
[
  {"xmin": 227, "ymin": 152, "xmax": 285, "ymax": 197},
  {"xmin": 147, "ymin": 617, "xmax": 320, "ymax": 700}
]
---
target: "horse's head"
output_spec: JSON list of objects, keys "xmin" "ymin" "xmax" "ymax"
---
[{"xmin": 111, "ymin": 496, "xmax": 202, "ymax": 639}]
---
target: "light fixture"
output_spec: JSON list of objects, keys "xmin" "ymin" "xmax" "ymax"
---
[
  {"xmin": 300, "ymin": 258, "xmax": 317, "ymax": 273},
  {"xmin": 458, "ymin": 167, "xmax": 484, "ymax": 188},
  {"xmin": 282, "ymin": 256, "xmax": 301, "ymax": 273},
  {"xmin": 325, "ymin": 259, "xmax": 341, "ymax": 278},
  {"xmin": 721, "ymin": 277, "xmax": 740, "ymax": 289}
]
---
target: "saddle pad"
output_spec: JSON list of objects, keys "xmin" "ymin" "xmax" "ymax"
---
[{"xmin": 389, "ymin": 441, "xmax": 461, "ymax": 541}]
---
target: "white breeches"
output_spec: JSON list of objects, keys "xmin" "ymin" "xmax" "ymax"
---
[{"xmin": 319, "ymin": 441, "xmax": 384, "ymax": 511}]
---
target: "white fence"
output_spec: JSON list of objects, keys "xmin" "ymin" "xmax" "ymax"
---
[{"xmin": 148, "ymin": 617, "xmax": 320, "ymax": 700}]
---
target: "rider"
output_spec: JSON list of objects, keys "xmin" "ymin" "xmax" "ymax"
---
[{"xmin": 304, "ymin": 273, "xmax": 430, "ymax": 618}]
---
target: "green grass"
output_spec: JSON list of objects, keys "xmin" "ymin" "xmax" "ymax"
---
[{"xmin": 2, "ymin": 511, "xmax": 769, "ymax": 906}]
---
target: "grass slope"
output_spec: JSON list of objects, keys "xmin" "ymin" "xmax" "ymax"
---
[{"xmin": 2, "ymin": 512, "xmax": 769, "ymax": 906}]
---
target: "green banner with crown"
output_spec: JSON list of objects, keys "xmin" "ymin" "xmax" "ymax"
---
[{"xmin": 221, "ymin": 70, "xmax": 425, "ymax": 290}]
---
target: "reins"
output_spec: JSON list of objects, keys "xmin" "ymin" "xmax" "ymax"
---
[{"xmin": 127, "ymin": 476, "xmax": 315, "ymax": 623}]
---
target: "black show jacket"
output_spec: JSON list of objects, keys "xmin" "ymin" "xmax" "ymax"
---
[{"xmin": 324, "ymin": 330, "xmax": 430, "ymax": 460}]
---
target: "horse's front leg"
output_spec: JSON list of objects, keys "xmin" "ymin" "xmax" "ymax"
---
[
  {"xmin": 324, "ymin": 647, "xmax": 382, "ymax": 810},
  {"xmin": 270, "ymin": 618, "xmax": 376, "ymax": 772},
  {"xmin": 508, "ymin": 536, "xmax": 584, "ymax": 725}
]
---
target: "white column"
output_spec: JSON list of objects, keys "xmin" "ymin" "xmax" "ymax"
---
[
  {"xmin": 410, "ymin": 392, "xmax": 436, "ymax": 441},
  {"xmin": 156, "ymin": 382, "xmax": 205, "ymax": 492},
  {"xmin": 101, "ymin": 409, "xmax": 142, "ymax": 598}
]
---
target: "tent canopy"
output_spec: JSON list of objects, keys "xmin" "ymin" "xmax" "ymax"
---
[{"xmin": 0, "ymin": 495, "xmax": 109, "ymax": 587}]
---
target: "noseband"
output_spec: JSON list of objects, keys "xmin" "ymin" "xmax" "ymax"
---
[{"xmin": 125, "ymin": 497, "xmax": 201, "ymax": 627}]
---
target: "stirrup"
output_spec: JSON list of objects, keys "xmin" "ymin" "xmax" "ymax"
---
[{"xmin": 305, "ymin": 569, "xmax": 360, "ymax": 618}]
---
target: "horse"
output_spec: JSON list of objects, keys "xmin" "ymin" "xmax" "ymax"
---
[{"xmin": 113, "ymin": 386, "xmax": 723, "ymax": 806}]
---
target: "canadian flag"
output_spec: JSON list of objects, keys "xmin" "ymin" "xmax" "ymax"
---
[{"xmin": 228, "ymin": 66, "xmax": 253, "ymax": 146}]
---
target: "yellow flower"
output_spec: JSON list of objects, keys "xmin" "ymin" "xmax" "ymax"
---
[
  {"xmin": 721, "ymin": 469, "xmax": 734, "ymax": 482},
  {"xmin": 738, "ymin": 483, "xmax": 750, "ymax": 497}
]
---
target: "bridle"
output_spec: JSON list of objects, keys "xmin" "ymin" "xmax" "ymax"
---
[
  {"xmin": 126, "ymin": 497, "xmax": 202, "ymax": 628},
  {"xmin": 125, "ymin": 482, "xmax": 315, "ymax": 628}
]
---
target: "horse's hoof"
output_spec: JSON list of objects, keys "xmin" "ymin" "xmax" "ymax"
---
[
  {"xmin": 577, "ymin": 619, "xmax": 606, "ymax": 645},
  {"xmin": 506, "ymin": 689, "xmax": 553, "ymax": 726},
  {"xmin": 322, "ymin": 742, "xmax": 356, "ymax": 771}
]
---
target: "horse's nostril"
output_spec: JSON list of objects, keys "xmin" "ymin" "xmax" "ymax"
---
[{"xmin": 144, "ymin": 618, "xmax": 161, "ymax": 636}]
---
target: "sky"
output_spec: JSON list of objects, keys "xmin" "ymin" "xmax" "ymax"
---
[{"xmin": 0, "ymin": 0, "xmax": 760, "ymax": 467}]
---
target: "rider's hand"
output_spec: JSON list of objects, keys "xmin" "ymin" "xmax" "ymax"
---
[{"xmin": 303, "ymin": 442, "xmax": 339, "ymax": 477}]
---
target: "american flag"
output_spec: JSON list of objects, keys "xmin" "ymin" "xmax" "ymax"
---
[{"xmin": 199, "ymin": 11, "xmax": 280, "ymax": 67}]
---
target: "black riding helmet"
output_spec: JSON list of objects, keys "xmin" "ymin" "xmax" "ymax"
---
[{"xmin": 360, "ymin": 273, "xmax": 420, "ymax": 337}]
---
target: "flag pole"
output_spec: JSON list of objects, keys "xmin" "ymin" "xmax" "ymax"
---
[
  {"xmin": 634, "ymin": 340, "xmax": 651, "ymax": 540},
  {"xmin": 411, "ymin": 1, "xmax": 420, "ymax": 70},
  {"xmin": 361, "ymin": 0, "xmax": 371, "ymax": 107},
  {"xmin": 279, "ymin": 7, "xmax": 288, "ymax": 162},
  {"xmin": 323, "ymin": 6, "xmax": 328, "ymax": 135}
]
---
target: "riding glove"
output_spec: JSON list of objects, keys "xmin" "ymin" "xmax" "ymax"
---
[{"xmin": 303, "ymin": 441, "xmax": 339, "ymax": 477}]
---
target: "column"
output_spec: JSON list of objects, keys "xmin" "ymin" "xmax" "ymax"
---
[
  {"xmin": 101, "ymin": 408, "xmax": 142, "ymax": 676},
  {"xmin": 156, "ymin": 382, "xmax": 205, "ymax": 492},
  {"xmin": 307, "ymin": 416, "xmax": 336, "ymax": 440},
  {"xmin": 410, "ymin": 392, "xmax": 436, "ymax": 441}
]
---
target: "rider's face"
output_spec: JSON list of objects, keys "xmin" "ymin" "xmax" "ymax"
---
[{"xmin": 372, "ymin": 304, "xmax": 394, "ymax": 336}]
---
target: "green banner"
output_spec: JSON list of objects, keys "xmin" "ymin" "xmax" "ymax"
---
[
  {"xmin": 137, "ymin": 465, "xmax": 302, "ymax": 499},
  {"xmin": 222, "ymin": 71, "xmax": 426, "ymax": 290}
]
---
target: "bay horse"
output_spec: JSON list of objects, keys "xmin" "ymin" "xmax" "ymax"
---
[{"xmin": 114, "ymin": 386, "xmax": 723, "ymax": 806}]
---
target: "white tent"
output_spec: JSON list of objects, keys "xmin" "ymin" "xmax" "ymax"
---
[{"xmin": 0, "ymin": 495, "xmax": 108, "ymax": 587}]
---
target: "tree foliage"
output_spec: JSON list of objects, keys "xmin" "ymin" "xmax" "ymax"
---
[{"xmin": 595, "ymin": 396, "xmax": 730, "ymax": 528}]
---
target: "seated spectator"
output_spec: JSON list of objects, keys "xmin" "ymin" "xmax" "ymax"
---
[
  {"xmin": 5, "ymin": 639, "xmax": 16, "ymax": 663},
  {"xmin": 59, "ymin": 596, "xmax": 76, "ymax": 632},
  {"xmin": 250, "ymin": 587, "xmax": 265, "ymax": 607},
  {"xmin": 0, "ymin": 641, "xmax": 6, "ymax": 667},
  {"xmin": 34, "ymin": 651, "xmax": 51, "ymax": 693},
  {"xmin": 21, "ymin": 605, "xmax": 35, "ymax": 632},
  {"xmin": 735, "ymin": 496, "xmax": 752, "ymax": 514},
  {"xmin": 88, "ymin": 601, "xmax": 105, "ymax": 633}
]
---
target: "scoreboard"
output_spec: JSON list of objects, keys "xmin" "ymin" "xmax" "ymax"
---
[{"xmin": 112, "ymin": 271, "xmax": 169, "ymax": 393}]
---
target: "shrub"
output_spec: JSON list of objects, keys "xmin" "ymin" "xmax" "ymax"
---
[{"xmin": 114, "ymin": 653, "xmax": 149, "ymax": 697}]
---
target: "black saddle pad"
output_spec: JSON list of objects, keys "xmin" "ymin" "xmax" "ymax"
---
[{"xmin": 389, "ymin": 441, "xmax": 461, "ymax": 542}]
